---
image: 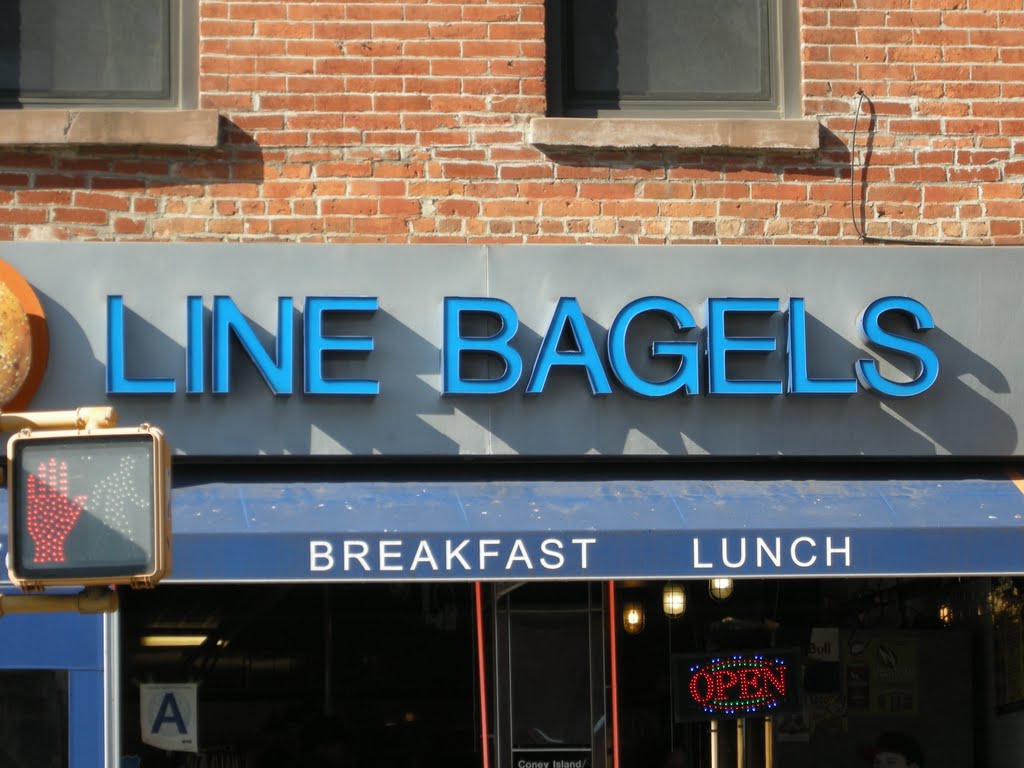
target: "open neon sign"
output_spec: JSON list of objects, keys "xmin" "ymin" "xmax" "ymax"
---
[{"xmin": 674, "ymin": 650, "xmax": 800, "ymax": 720}]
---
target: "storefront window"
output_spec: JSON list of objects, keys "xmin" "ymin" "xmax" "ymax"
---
[
  {"xmin": 121, "ymin": 584, "xmax": 478, "ymax": 768},
  {"xmin": 0, "ymin": 670, "xmax": 68, "ymax": 768},
  {"xmin": 991, "ymin": 577, "xmax": 1024, "ymax": 713},
  {"xmin": 614, "ymin": 578, "xmax": 981, "ymax": 768},
  {"xmin": 118, "ymin": 577, "xmax": 1023, "ymax": 766}
]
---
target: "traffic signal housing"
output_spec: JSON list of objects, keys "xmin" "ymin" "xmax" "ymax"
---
[{"xmin": 7, "ymin": 425, "xmax": 171, "ymax": 591}]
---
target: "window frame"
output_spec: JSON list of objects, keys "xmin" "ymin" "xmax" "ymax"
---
[{"xmin": 545, "ymin": 0, "xmax": 801, "ymax": 119}]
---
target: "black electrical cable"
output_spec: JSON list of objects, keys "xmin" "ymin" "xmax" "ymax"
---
[
  {"xmin": 850, "ymin": 90, "xmax": 870, "ymax": 242},
  {"xmin": 849, "ymin": 90, "xmax": 998, "ymax": 246}
]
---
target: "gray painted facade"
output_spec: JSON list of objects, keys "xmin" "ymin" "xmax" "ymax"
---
[{"xmin": 6, "ymin": 243, "xmax": 1022, "ymax": 457}]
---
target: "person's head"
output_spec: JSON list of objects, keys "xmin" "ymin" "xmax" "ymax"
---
[{"xmin": 871, "ymin": 732, "xmax": 923, "ymax": 768}]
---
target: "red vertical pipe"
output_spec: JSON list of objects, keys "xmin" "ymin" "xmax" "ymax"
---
[
  {"xmin": 608, "ymin": 581, "xmax": 621, "ymax": 768},
  {"xmin": 475, "ymin": 581, "xmax": 491, "ymax": 768}
]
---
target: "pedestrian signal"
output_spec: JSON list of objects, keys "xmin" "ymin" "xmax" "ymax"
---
[{"xmin": 7, "ymin": 425, "xmax": 171, "ymax": 591}]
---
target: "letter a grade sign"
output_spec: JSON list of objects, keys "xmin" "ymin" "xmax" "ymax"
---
[
  {"xmin": 140, "ymin": 683, "xmax": 198, "ymax": 753},
  {"xmin": 6, "ymin": 426, "xmax": 171, "ymax": 591}
]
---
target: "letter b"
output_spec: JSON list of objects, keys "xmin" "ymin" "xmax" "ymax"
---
[{"xmin": 443, "ymin": 298, "xmax": 523, "ymax": 395}]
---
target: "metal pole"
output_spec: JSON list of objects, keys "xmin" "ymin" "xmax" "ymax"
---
[
  {"xmin": 105, "ymin": 608, "xmax": 122, "ymax": 768},
  {"xmin": 608, "ymin": 581, "xmax": 621, "ymax": 768},
  {"xmin": 0, "ymin": 586, "xmax": 119, "ymax": 616},
  {"xmin": 667, "ymin": 617, "xmax": 674, "ymax": 754},
  {"xmin": 323, "ymin": 585, "xmax": 333, "ymax": 716},
  {"xmin": 0, "ymin": 406, "xmax": 117, "ymax": 433},
  {"xmin": 474, "ymin": 582, "xmax": 491, "ymax": 768}
]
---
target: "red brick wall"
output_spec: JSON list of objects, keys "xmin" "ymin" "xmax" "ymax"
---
[{"xmin": 0, "ymin": 0, "xmax": 1022, "ymax": 244}]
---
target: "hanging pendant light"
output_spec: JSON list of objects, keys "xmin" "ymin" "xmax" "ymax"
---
[
  {"xmin": 662, "ymin": 583, "xmax": 687, "ymax": 618},
  {"xmin": 622, "ymin": 601, "xmax": 646, "ymax": 634},
  {"xmin": 709, "ymin": 577, "xmax": 734, "ymax": 601}
]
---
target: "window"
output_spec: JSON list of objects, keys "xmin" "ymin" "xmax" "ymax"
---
[
  {"xmin": 0, "ymin": 0, "xmax": 196, "ymax": 108},
  {"xmin": 545, "ymin": 0, "xmax": 800, "ymax": 118},
  {"xmin": 0, "ymin": 0, "xmax": 215, "ymax": 146},
  {"xmin": 0, "ymin": 670, "xmax": 68, "ymax": 768}
]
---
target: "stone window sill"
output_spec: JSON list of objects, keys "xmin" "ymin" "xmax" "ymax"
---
[
  {"xmin": 0, "ymin": 109, "xmax": 220, "ymax": 148},
  {"xmin": 528, "ymin": 117, "xmax": 821, "ymax": 152}
]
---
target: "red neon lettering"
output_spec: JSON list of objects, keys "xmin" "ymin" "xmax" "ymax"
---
[
  {"xmin": 738, "ymin": 668, "xmax": 762, "ymax": 699},
  {"xmin": 711, "ymin": 669, "xmax": 739, "ymax": 701},
  {"xmin": 761, "ymin": 666, "xmax": 786, "ymax": 697},
  {"xmin": 687, "ymin": 658, "xmax": 789, "ymax": 713},
  {"xmin": 689, "ymin": 670, "xmax": 715, "ymax": 704}
]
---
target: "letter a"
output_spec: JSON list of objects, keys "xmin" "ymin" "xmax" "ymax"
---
[{"xmin": 152, "ymin": 693, "xmax": 188, "ymax": 735}]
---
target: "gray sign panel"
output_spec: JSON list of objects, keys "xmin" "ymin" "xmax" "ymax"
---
[{"xmin": 3, "ymin": 244, "xmax": 1021, "ymax": 458}]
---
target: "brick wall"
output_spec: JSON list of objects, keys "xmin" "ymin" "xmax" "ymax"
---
[{"xmin": 0, "ymin": 0, "xmax": 1022, "ymax": 244}]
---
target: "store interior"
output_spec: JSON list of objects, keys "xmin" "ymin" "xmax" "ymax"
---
[{"xmin": 117, "ymin": 576, "xmax": 1023, "ymax": 768}]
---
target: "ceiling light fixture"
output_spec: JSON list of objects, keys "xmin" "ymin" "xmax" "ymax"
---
[{"xmin": 140, "ymin": 634, "xmax": 210, "ymax": 647}]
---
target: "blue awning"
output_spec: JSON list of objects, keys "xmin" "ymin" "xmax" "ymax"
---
[
  {"xmin": 5, "ymin": 473, "xmax": 1024, "ymax": 582},
  {"xmin": 161, "ymin": 472, "xmax": 1024, "ymax": 581}
]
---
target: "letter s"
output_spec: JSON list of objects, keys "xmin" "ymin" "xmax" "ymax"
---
[{"xmin": 855, "ymin": 296, "xmax": 939, "ymax": 397}]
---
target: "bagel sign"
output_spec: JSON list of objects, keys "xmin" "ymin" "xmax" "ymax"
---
[{"xmin": 0, "ymin": 260, "xmax": 47, "ymax": 410}]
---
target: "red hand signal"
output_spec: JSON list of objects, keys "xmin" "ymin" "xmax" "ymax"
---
[{"xmin": 25, "ymin": 458, "xmax": 88, "ymax": 563}]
